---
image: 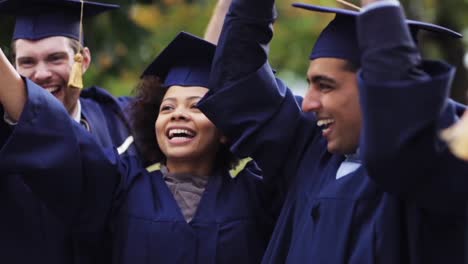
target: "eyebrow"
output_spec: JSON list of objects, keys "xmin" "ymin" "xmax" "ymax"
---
[
  {"xmin": 47, "ymin": 52, "xmax": 68, "ymax": 57},
  {"xmin": 162, "ymin": 95, "xmax": 203, "ymax": 102},
  {"xmin": 16, "ymin": 55, "xmax": 35, "ymax": 62},
  {"xmin": 310, "ymin": 75, "xmax": 337, "ymax": 85},
  {"xmin": 17, "ymin": 52, "xmax": 68, "ymax": 62}
]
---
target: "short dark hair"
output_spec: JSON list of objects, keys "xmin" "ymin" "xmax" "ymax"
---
[{"xmin": 342, "ymin": 60, "xmax": 359, "ymax": 73}]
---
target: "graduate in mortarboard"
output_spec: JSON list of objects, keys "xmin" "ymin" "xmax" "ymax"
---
[
  {"xmin": 0, "ymin": 31, "xmax": 275, "ymax": 264},
  {"xmin": 0, "ymin": 1, "xmax": 139, "ymax": 263},
  {"xmin": 0, "ymin": 0, "xmax": 137, "ymax": 155},
  {"xmin": 194, "ymin": 0, "xmax": 468, "ymax": 263}
]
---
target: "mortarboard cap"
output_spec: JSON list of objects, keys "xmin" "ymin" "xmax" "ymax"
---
[
  {"xmin": 142, "ymin": 32, "xmax": 215, "ymax": 89},
  {"xmin": 0, "ymin": 0, "xmax": 119, "ymax": 41},
  {"xmin": 292, "ymin": 3, "xmax": 462, "ymax": 67}
]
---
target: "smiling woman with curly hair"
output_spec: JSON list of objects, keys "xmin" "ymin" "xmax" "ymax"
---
[
  {"xmin": 0, "ymin": 32, "xmax": 275, "ymax": 264},
  {"xmin": 130, "ymin": 73, "xmax": 235, "ymax": 170}
]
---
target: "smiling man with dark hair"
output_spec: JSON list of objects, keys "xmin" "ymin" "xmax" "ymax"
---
[{"xmin": 196, "ymin": 0, "xmax": 468, "ymax": 263}]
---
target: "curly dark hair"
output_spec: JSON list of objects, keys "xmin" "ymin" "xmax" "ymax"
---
[
  {"xmin": 130, "ymin": 76, "xmax": 237, "ymax": 170},
  {"xmin": 130, "ymin": 76, "xmax": 166, "ymax": 165}
]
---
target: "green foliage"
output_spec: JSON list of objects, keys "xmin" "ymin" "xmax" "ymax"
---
[
  {"xmin": 1, "ymin": 0, "xmax": 467, "ymax": 100},
  {"xmin": 271, "ymin": 0, "xmax": 335, "ymax": 89},
  {"xmin": 0, "ymin": 17, "xmax": 14, "ymax": 54},
  {"xmin": 86, "ymin": 0, "xmax": 219, "ymax": 96},
  {"xmin": 90, "ymin": 0, "xmax": 340, "ymax": 95}
]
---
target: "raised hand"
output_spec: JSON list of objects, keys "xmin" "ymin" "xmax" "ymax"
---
[
  {"xmin": 441, "ymin": 110, "xmax": 468, "ymax": 161},
  {"xmin": 204, "ymin": 0, "xmax": 233, "ymax": 44}
]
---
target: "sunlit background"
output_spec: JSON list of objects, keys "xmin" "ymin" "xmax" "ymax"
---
[{"xmin": 1, "ymin": 0, "xmax": 467, "ymax": 101}]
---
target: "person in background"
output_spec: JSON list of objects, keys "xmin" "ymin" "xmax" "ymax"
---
[
  {"xmin": 0, "ymin": 31, "xmax": 275, "ymax": 264},
  {"xmin": 196, "ymin": 0, "xmax": 468, "ymax": 263}
]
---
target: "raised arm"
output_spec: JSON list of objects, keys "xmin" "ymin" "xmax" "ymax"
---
[
  {"xmin": 0, "ymin": 69, "xmax": 126, "ymax": 230},
  {"xmin": 357, "ymin": 1, "xmax": 468, "ymax": 210},
  {"xmin": 204, "ymin": 0, "xmax": 232, "ymax": 44},
  {"xmin": 198, "ymin": 0, "xmax": 317, "ymax": 189},
  {"xmin": 0, "ymin": 48, "xmax": 26, "ymax": 121}
]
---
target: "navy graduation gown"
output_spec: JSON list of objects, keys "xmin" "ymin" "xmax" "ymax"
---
[
  {"xmin": 112, "ymin": 164, "xmax": 272, "ymax": 264},
  {"xmin": 0, "ymin": 86, "xmax": 136, "ymax": 264},
  {"xmin": 0, "ymin": 171, "xmax": 72, "ymax": 264},
  {"xmin": 0, "ymin": 80, "xmax": 274, "ymax": 264},
  {"xmin": 197, "ymin": 0, "xmax": 468, "ymax": 263},
  {"xmin": 80, "ymin": 86, "xmax": 137, "ymax": 156}
]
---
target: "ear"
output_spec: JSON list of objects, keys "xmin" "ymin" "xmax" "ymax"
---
[{"xmin": 81, "ymin": 47, "xmax": 91, "ymax": 74}]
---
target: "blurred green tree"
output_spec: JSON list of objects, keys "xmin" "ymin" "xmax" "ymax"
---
[{"xmin": 1, "ymin": 0, "xmax": 467, "ymax": 101}]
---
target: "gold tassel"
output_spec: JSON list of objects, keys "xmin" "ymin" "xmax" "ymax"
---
[
  {"xmin": 68, "ymin": 0, "xmax": 85, "ymax": 89},
  {"xmin": 68, "ymin": 53, "xmax": 84, "ymax": 89},
  {"xmin": 440, "ymin": 110, "xmax": 468, "ymax": 161}
]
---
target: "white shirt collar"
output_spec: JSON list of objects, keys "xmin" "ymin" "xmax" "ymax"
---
[
  {"xmin": 336, "ymin": 148, "xmax": 361, "ymax": 179},
  {"xmin": 71, "ymin": 100, "xmax": 82, "ymax": 123}
]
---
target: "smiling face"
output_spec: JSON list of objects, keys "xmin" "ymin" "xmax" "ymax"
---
[
  {"xmin": 14, "ymin": 36, "xmax": 90, "ymax": 114},
  {"xmin": 301, "ymin": 58, "xmax": 361, "ymax": 154},
  {"xmin": 155, "ymin": 85, "xmax": 226, "ymax": 174}
]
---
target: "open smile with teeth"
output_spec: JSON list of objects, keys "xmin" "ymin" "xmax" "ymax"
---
[
  {"xmin": 167, "ymin": 128, "xmax": 196, "ymax": 139},
  {"xmin": 317, "ymin": 119, "xmax": 335, "ymax": 130},
  {"xmin": 44, "ymin": 86, "xmax": 60, "ymax": 95}
]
